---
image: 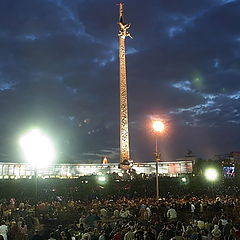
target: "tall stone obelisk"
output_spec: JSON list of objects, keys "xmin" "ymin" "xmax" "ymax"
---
[{"xmin": 118, "ymin": 2, "xmax": 132, "ymax": 165}]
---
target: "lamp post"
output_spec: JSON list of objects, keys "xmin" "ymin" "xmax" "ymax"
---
[
  {"xmin": 19, "ymin": 128, "xmax": 56, "ymax": 215},
  {"xmin": 152, "ymin": 120, "xmax": 165, "ymax": 199}
]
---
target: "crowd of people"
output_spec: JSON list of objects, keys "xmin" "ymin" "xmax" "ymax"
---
[{"xmin": 0, "ymin": 194, "xmax": 240, "ymax": 240}]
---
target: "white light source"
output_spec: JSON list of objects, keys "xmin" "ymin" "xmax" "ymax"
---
[
  {"xmin": 19, "ymin": 129, "xmax": 56, "ymax": 168},
  {"xmin": 204, "ymin": 168, "xmax": 218, "ymax": 182},
  {"xmin": 152, "ymin": 120, "xmax": 165, "ymax": 133},
  {"xmin": 181, "ymin": 177, "xmax": 187, "ymax": 183}
]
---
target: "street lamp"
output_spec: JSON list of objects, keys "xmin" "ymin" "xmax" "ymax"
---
[
  {"xmin": 19, "ymin": 128, "xmax": 56, "ymax": 215},
  {"xmin": 180, "ymin": 176, "xmax": 187, "ymax": 184},
  {"xmin": 152, "ymin": 120, "xmax": 165, "ymax": 199}
]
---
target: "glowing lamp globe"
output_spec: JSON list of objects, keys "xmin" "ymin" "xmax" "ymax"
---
[
  {"xmin": 181, "ymin": 177, "xmax": 187, "ymax": 183},
  {"xmin": 152, "ymin": 120, "xmax": 165, "ymax": 133},
  {"xmin": 19, "ymin": 129, "xmax": 56, "ymax": 168},
  {"xmin": 204, "ymin": 168, "xmax": 218, "ymax": 182}
]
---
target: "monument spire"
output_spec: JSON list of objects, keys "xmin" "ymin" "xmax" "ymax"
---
[{"xmin": 118, "ymin": 2, "xmax": 132, "ymax": 167}]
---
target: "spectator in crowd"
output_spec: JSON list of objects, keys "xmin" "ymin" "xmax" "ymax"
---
[
  {"xmin": 211, "ymin": 225, "xmax": 221, "ymax": 240},
  {"xmin": 48, "ymin": 232, "xmax": 56, "ymax": 240},
  {"xmin": 167, "ymin": 206, "xmax": 177, "ymax": 221},
  {"xmin": 98, "ymin": 230, "xmax": 106, "ymax": 240},
  {"xmin": 124, "ymin": 227, "xmax": 134, "ymax": 240},
  {"xmin": 0, "ymin": 220, "xmax": 8, "ymax": 240}
]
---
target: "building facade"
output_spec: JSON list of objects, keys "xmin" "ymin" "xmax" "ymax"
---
[{"xmin": 0, "ymin": 161, "xmax": 193, "ymax": 179}]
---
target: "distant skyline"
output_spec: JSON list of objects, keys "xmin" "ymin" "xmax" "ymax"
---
[{"xmin": 0, "ymin": 0, "xmax": 239, "ymax": 163}]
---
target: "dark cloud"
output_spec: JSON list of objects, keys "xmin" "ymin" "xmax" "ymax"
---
[{"xmin": 0, "ymin": 0, "xmax": 239, "ymax": 163}]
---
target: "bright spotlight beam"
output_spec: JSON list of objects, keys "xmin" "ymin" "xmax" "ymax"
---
[
  {"xmin": 204, "ymin": 168, "xmax": 218, "ymax": 182},
  {"xmin": 19, "ymin": 129, "xmax": 56, "ymax": 168}
]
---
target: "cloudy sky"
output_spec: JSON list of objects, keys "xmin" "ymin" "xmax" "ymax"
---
[{"xmin": 0, "ymin": 0, "xmax": 239, "ymax": 163}]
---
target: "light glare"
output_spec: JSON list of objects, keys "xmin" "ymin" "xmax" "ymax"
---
[
  {"xmin": 152, "ymin": 120, "xmax": 165, "ymax": 133},
  {"xmin": 204, "ymin": 168, "xmax": 218, "ymax": 181},
  {"xmin": 98, "ymin": 176, "xmax": 106, "ymax": 182},
  {"xmin": 19, "ymin": 129, "xmax": 56, "ymax": 168},
  {"xmin": 181, "ymin": 177, "xmax": 187, "ymax": 183}
]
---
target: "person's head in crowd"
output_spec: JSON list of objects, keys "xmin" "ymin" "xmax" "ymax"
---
[
  {"xmin": 0, "ymin": 220, "xmax": 6, "ymax": 226},
  {"xmin": 83, "ymin": 234, "xmax": 90, "ymax": 240},
  {"xmin": 60, "ymin": 231, "xmax": 66, "ymax": 238},
  {"xmin": 49, "ymin": 232, "xmax": 55, "ymax": 239}
]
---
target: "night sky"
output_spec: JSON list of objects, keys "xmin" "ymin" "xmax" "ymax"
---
[{"xmin": 0, "ymin": 0, "xmax": 240, "ymax": 163}]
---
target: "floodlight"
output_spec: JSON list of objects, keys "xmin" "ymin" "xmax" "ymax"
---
[
  {"xmin": 204, "ymin": 168, "xmax": 218, "ymax": 182},
  {"xmin": 19, "ymin": 128, "xmax": 56, "ymax": 168},
  {"xmin": 151, "ymin": 119, "xmax": 165, "ymax": 200},
  {"xmin": 152, "ymin": 120, "xmax": 165, "ymax": 133}
]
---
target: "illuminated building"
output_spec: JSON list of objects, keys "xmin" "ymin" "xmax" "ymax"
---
[{"xmin": 0, "ymin": 161, "xmax": 193, "ymax": 179}]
